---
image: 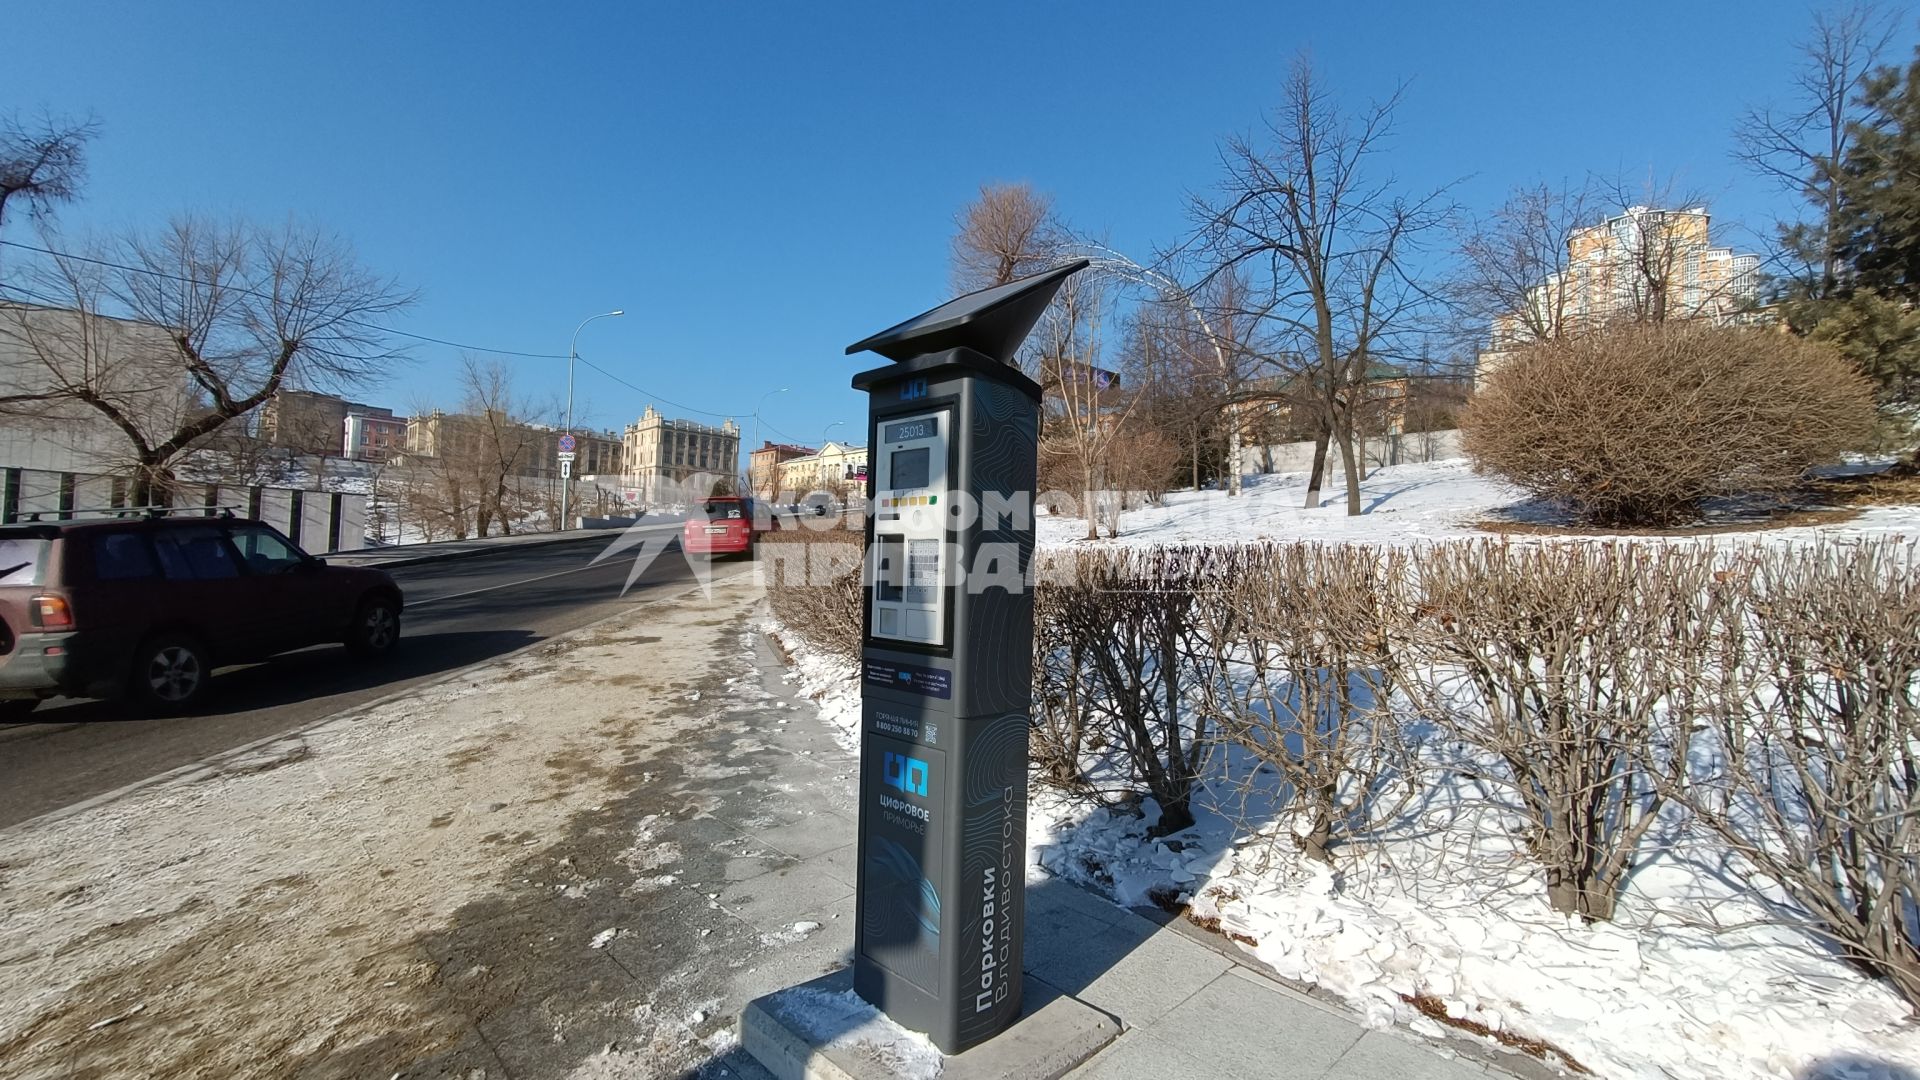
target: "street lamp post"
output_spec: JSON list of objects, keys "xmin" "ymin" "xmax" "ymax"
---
[
  {"xmin": 820, "ymin": 421, "xmax": 846, "ymax": 505},
  {"xmin": 561, "ymin": 309, "xmax": 624, "ymax": 532},
  {"xmin": 752, "ymin": 386, "xmax": 788, "ymax": 496}
]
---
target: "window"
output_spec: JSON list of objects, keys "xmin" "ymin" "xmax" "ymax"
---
[
  {"xmin": 90, "ymin": 532, "xmax": 159, "ymax": 581},
  {"xmin": 152, "ymin": 526, "xmax": 240, "ymax": 581},
  {"xmin": 0, "ymin": 538, "xmax": 48, "ymax": 586},
  {"xmin": 230, "ymin": 525, "xmax": 307, "ymax": 575}
]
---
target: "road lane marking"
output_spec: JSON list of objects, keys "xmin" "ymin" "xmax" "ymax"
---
[{"xmin": 406, "ymin": 555, "xmax": 646, "ymax": 609}]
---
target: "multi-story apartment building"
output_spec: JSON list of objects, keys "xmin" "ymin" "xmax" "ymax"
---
[
  {"xmin": 403, "ymin": 411, "xmax": 621, "ymax": 483},
  {"xmin": 1477, "ymin": 206, "xmax": 1762, "ymax": 383},
  {"xmin": 259, "ymin": 390, "xmax": 352, "ymax": 456},
  {"xmin": 263, "ymin": 390, "xmax": 413, "ymax": 460},
  {"xmin": 621, "ymin": 404, "xmax": 740, "ymax": 503},
  {"xmin": 343, "ymin": 407, "xmax": 408, "ymax": 461},
  {"xmin": 749, "ymin": 441, "xmax": 817, "ymax": 497}
]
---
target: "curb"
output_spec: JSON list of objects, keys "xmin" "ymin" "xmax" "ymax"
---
[{"xmin": 0, "ymin": 564, "xmax": 757, "ymax": 839}]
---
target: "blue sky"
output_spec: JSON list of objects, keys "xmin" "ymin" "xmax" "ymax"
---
[{"xmin": 6, "ymin": 1, "xmax": 1910, "ymax": 449}]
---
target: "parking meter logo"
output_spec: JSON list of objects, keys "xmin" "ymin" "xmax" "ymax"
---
[
  {"xmin": 900, "ymin": 378, "xmax": 928, "ymax": 401},
  {"xmin": 883, "ymin": 751, "xmax": 930, "ymax": 798}
]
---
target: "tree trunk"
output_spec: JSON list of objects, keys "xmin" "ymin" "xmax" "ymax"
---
[
  {"xmin": 1082, "ymin": 463, "xmax": 1098, "ymax": 540},
  {"xmin": 1337, "ymin": 420, "xmax": 1363, "ymax": 516},
  {"xmin": 1303, "ymin": 431, "xmax": 1329, "ymax": 509},
  {"xmin": 1226, "ymin": 403, "xmax": 1243, "ymax": 497}
]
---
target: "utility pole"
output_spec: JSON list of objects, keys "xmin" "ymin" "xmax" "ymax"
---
[{"xmin": 561, "ymin": 309, "xmax": 623, "ymax": 531}]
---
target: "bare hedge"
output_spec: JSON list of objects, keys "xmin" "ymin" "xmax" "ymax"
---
[
  {"xmin": 1463, "ymin": 324, "xmax": 1875, "ymax": 527},
  {"xmin": 763, "ymin": 534, "xmax": 1920, "ymax": 1010}
]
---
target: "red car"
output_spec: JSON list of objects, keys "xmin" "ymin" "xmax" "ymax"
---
[
  {"xmin": 681, "ymin": 496, "xmax": 776, "ymax": 559},
  {"xmin": 0, "ymin": 514, "xmax": 403, "ymax": 716}
]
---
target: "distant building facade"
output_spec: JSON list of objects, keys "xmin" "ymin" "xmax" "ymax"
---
[
  {"xmin": 622, "ymin": 405, "xmax": 739, "ymax": 503},
  {"xmin": 264, "ymin": 389, "xmax": 415, "ymax": 461},
  {"xmin": 773, "ymin": 440, "xmax": 868, "ymax": 497},
  {"xmin": 750, "ymin": 441, "xmax": 817, "ymax": 496},
  {"xmin": 344, "ymin": 406, "xmax": 408, "ymax": 461},
  {"xmin": 1476, "ymin": 206, "xmax": 1763, "ymax": 383}
]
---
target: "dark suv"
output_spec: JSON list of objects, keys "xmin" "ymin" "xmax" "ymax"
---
[{"xmin": 0, "ymin": 514, "xmax": 403, "ymax": 716}]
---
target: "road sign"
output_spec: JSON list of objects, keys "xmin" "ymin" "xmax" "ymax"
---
[
  {"xmin": 557, "ymin": 433, "xmax": 577, "ymax": 453},
  {"xmin": 560, "ymin": 460, "xmax": 572, "ymax": 479},
  {"xmin": 557, "ymin": 451, "xmax": 576, "ymax": 463}
]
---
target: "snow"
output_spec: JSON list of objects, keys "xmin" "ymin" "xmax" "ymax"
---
[
  {"xmin": 761, "ymin": 987, "xmax": 943, "ymax": 1080},
  {"xmin": 766, "ymin": 462, "xmax": 1920, "ymax": 1080},
  {"xmin": 1026, "ymin": 778, "xmax": 1920, "ymax": 1080},
  {"xmin": 1036, "ymin": 458, "xmax": 1920, "ymax": 549}
]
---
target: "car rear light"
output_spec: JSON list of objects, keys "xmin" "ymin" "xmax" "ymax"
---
[{"xmin": 30, "ymin": 595, "xmax": 72, "ymax": 629}]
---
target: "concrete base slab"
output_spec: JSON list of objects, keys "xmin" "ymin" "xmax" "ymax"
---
[{"xmin": 741, "ymin": 969, "xmax": 1118, "ymax": 1080}]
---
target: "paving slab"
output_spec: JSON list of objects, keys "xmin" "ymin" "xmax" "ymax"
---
[
  {"xmin": 1026, "ymin": 909, "xmax": 1232, "ymax": 1030},
  {"xmin": 718, "ymin": 856, "xmax": 858, "ymax": 933},
  {"xmin": 1328, "ymin": 1030, "xmax": 1492, "ymax": 1079},
  {"xmin": 753, "ymin": 808, "xmax": 859, "ymax": 861},
  {"xmin": 740, "ymin": 969, "xmax": 1118, "ymax": 1080},
  {"xmin": 1067, "ymin": 1031, "xmax": 1218, "ymax": 1080},
  {"xmin": 1143, "ymin": 970, "xmax": 1364, "ymax": 1079}
]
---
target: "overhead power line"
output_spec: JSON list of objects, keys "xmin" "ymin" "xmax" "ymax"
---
[{"xmin": 0, "ymin": 238, "xmax": 763, "ymax": 423}]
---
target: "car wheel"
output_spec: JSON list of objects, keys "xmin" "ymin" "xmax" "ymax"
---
[
  {"xmin": 347, "ymin": 595, "xmax": 402, "ymax": 658},
  {"xmin": 130, "ymin": 634, "xmax": 211, "ymax": 715},
  {"xmin": 0, "ymin": 698, "xmax": 39, "ymax": 721}
]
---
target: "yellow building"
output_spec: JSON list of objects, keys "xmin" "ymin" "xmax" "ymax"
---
[
  {"xmin": 620, "ymin": 404, "xmax": 740, "ymax": 503},
  {"xmin": 772, "ymin": 440, "xmax": 868, "ymax": 497},
  {"xmin": 1478, "ymin": 206, "xmax": 1761, "ymax": 383}
]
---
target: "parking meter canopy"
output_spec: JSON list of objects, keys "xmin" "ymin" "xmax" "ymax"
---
[{"xmin": 845, "ymin": 260, "xmax": 1091, "ymax": 365}]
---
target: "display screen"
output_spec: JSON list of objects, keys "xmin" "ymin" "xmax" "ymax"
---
[
  {"xmin": 889, "ymin": 447, "xmax": 931, "ymax": 489},
  {"xmin": 884, "ymin": 417, "xmax": 938, "ymax": 443}
]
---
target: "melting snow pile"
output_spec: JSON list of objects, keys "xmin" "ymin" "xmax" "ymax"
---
[{"xmin": 764, "ymin": 987, "xmax": 943, "ymax": 1080}]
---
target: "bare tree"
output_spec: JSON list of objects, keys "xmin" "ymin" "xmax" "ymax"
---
[
  {"xmin": 1734, "ymin": 2, "xmax": 1894, "ymax": 299},
  {"xmin": 1194, "ymin": 57, "xmax": 1450, "ymax": 516},
  {"xmin": 1451, "ymin": 180, "xmax": 1599, "ymax": 352},
  {"xmin": 1079, "ymin": 244, "xmax": 1259, "ymax": 496},
  {"xmin": 0, "ymin": 112, "xmax": 97, "ymax": 236},
  {"xmin": 950, "ymin": 182, "xmax": 1068, "ymax": 294},
  {"xmin": 458, "ymin": 358, "xmax": 550, "ymax": 536},
  {"xmin": 0, "ymin": 219, "xmax": 411, "ymax": 503},
  {"xmin": 1035, "ymin": 268, "xmax": 1139, "ymax": 539}
]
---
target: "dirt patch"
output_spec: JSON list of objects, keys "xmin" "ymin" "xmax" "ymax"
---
[
  {"xmin": 1807, "ymin": 467, "xmax": 1920, "ymax": 507},
  {"xmin": 1476, "ymin": 504, "xmax": 1859, "ymax": 537},
  {"xmin": 1402, "ymin": 993, "xmax": 1591, "ymax": 1075}
]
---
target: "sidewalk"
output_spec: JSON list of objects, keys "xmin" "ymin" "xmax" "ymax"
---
[
  {"xmin": 0, "ymin": 576, "xmax": 1556, "ymax": 1080},
  {"xmin": 725, "ymin": 638, "xmax": 1556, "ymax": 1080}
]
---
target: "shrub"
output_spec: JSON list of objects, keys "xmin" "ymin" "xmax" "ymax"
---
[
  {"xmin": 1032, "ymin": 547, "xmax": 1233, "ymax": 834},
  {"xmin": 1463, "ymin": 324, "xmax": 1875, "ymax": 527},
  {"xmin": 1677, "ymin": 541, "xmax": 1920, "ymax": 1008},
  {"xmin": 1400, "ymin": 541, "xmax": 1732, "ymax": 922},
  {"xmin": 1192, "ymin": 543, "xmax": 1419, "ymax": 863},
  {"xmin": 759, "ymin": 530, "xmax": 863, "ymax": 662}
]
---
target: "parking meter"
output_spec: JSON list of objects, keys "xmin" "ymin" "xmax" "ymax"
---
[{"xmin": 844, "ymin": 261, "xmax": 1087, "ymax": 1053}]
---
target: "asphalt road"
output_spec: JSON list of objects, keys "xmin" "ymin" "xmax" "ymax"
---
[{"xmin": 0, "ymin": 531, "xmax": 748, "ymax": 830}]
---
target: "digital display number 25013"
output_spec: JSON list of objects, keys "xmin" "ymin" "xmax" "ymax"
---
[{"xmin": 883, "ymin": 417, "xmax": 938, "ymax": 443}]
